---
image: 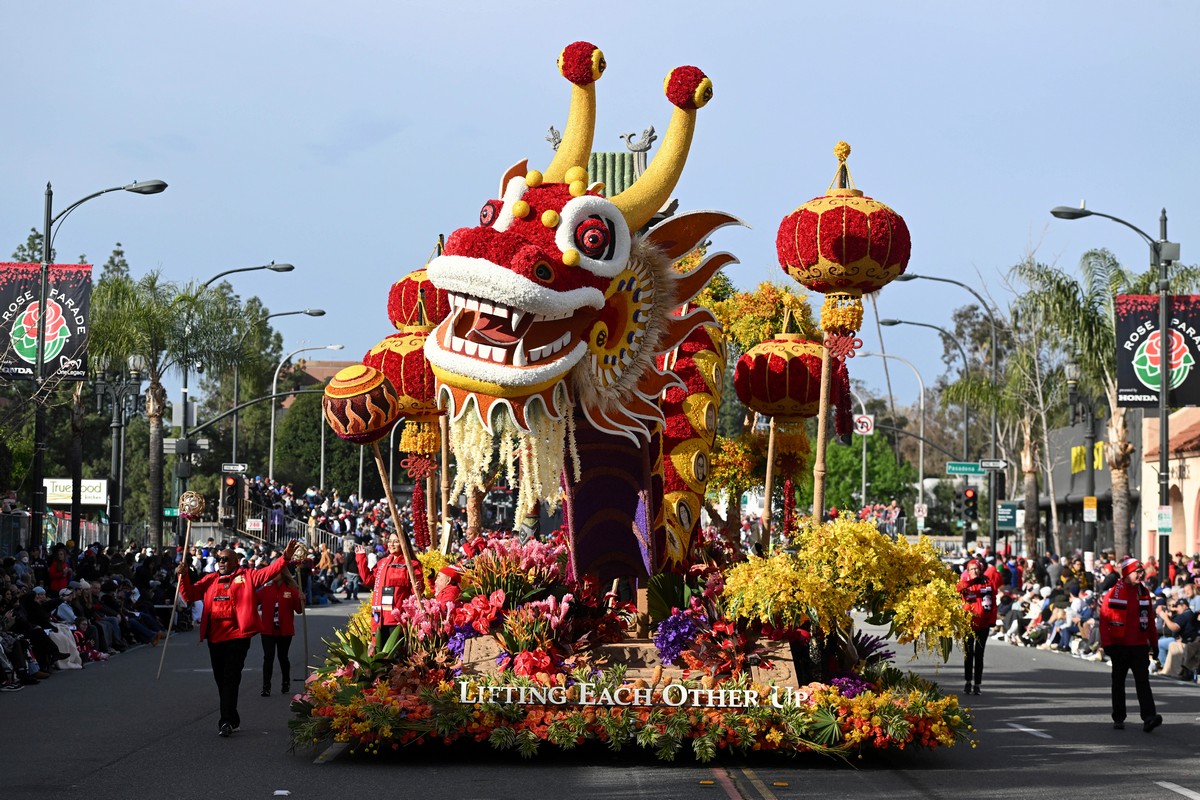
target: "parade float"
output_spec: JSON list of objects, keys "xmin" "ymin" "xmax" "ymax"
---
[{"xmin": 291, "ymin": 42, "xmax": 974, "ymax": 762}]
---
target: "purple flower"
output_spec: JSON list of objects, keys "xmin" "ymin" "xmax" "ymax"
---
[{"xmin": 653, "ymin": 607, "xmax": 708, "ymax": 664}]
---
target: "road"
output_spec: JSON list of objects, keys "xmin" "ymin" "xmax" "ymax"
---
[{"xmin": 3, "ymin": 608, "xmax": 1198, "ymax": 800}]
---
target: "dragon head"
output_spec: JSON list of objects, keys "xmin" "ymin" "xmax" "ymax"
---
[{"xmin": 424, "ymin": 41, "xmax": 716, "ymax": 435}]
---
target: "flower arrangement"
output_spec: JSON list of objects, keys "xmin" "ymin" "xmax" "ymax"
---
[
  {"xmin": 723, "ymin": 518, "xmax": 971, "ymax": 659},
  {"xmin": 653, "ymin": 600, "xmax": 709, "ymax": 665},
  {"xmin": 459, "ymin": 534, "xmax": 568, "ymax": 608},
  {"xmin": 289, "ymin": 663, "xmax": 975, "ymax": 761}
]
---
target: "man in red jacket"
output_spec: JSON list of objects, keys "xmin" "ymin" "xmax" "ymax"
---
[
  {"xmin": 178, "ymin": 540, "xmax": 301, "ymax": 737},
  {"xmin": 957, "ymin": 557, "xmax": 1002, "ymax": 696},
  {"xmin": 1100, "ymin": 557, "xmax": 1162, "ymax": 732}
]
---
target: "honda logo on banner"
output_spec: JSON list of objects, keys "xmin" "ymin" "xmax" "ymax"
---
[
  {"xmin": 0, "ymin": 262, "xmax": 93, "ymax": 381},
  {"xmin": 1115, "ymin": 294, "xmax": 1200, "ymax": 408}
]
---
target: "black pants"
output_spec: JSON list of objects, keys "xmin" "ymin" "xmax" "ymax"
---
[
  {"xmin": 1108, "ymin": 643, "xmax": 1157, "ymax": 723},
  {"xmin": 207, "ymin": 637, "xmax": 252, "ymax": 729},
  {"xmin": 964, "ymin": 628, "xmax": 988, "ymax": 685},
  {"xmin": 261, "ymin": 634, "xmax": 292, "ymax": 689}
]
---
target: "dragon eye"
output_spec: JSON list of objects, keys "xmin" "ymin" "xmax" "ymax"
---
[
  {"xmin": 480, "ymin": 201, "xmax": 502, "ymax": 227},
  {"xmin": 574, "ymin": 217, "xmax": 612, "ymax": 259}
]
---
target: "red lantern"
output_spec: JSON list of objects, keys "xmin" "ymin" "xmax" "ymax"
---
[
  {"xmin": 775, "ymin": 142, "xmax": 909, "ymax": 355},
  {"xmin": 734, "ymin": 334, "xmax": 851, "ymax": 439},
  {"xmin": 387, "ymin": 268, "xmax": 450, "ymax": 330},
  {"xmin": 363, "ymin": 333, "xmax": 439, "ymax": 424}
]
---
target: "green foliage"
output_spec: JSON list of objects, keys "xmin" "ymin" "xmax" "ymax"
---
[{"xmin": 795, "ymin": 429, "xmax": 918, "ymax": 512}]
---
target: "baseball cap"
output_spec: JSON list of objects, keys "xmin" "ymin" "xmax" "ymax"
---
[
  {"xmin": 32, "ymin": 586, "xmax": 46, "ymax": 595},
  {"xmin": 58, "ymin": 588, "xmax": 73, "ymax": 598}
]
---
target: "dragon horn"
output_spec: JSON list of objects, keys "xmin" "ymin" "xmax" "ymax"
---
[
  {"xmin": 544, "ymin": 42, "xmax": 605, "ymax": 183},
  {"xmin": 611, "ymin": 66, "xmax": 712, "ymax": 232}
]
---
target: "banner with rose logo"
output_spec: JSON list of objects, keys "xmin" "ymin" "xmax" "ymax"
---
[
  {"xmin": 1115, "ymin": 294, "xmax": 1200, "ymax": 407},
  {"xmin": 0, "ymin": 262, "xmax": 92, "ymax": 381}
]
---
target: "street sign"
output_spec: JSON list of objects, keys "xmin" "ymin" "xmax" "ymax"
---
[
  {"xmin": 163, "ymin": 507, "xmax": 179, "ymax": 518},
  {"xmin": 946, "ymin": 461, "xmax": 985, "ymax": 476},
  {"xmin": 980, "ymin": 459, "xmax": 1007, "ymax": 470},
  {"xmin": 1083, "ymin": 496, "xmax": 1098, "ymax": 523},
  {"xmin": 997, "ymin": 501, "xmax": 1018, "ymax": 531},
  {"xmin": 913, "ymin": 502, "xmax": 928, "ymax": 519},
  {"xmin": 1158, "ymin": 505, "xmax": 1173, "ymax": 535},
  {"xmin": 221, "ymin": 463, "xmax": 248, "ymax": 474},
  {"xmin": 853, "ymin": 414, "xmax": 875, "ymax": 436},
  {"xmin": 916, "ymin": 516, "xmax": 925, "ymax": 531}
]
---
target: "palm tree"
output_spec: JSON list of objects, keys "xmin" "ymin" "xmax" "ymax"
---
[
  {"xmin": 1013, "ymin": 250, "xmax": 1200, "ymax": 558},
  {"xmin": 90, "ymin": 272, "xmax": 242, "ymax": 548}
]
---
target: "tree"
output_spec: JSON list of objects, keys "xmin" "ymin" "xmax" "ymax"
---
[
  {"xmin": 89, "ymin": 272, "xmax": 243, "ymax": 549},
  {"xmin": 1013, "ymin": 250, "xmax": 1200, "ymax": 558}
]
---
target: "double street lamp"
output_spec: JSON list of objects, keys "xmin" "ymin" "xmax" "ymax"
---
[
  {"xmin": 93, "ymin": 355, "xmax": 146, "ymax": 548},
  {"xmin": 231, "ymin": 309, "xmax": 326, "ymax": 463},
  {"xmin": 178, "ymin": 263, "xmax": 295, "ymax": 492},
  {"xmin": 31, "ymin": 179, "xmax": 167, "ymax": 550},
  {"xmin": 859, "ymin": 351, "xmax": 925, "ymax": 503},
  {"xmin": 895, "ymin": 272, "xmax": 1002, "ymax": 547},
  {"xmin": 879, "ymin": 318, "xmax": 970, "ymax": 460},
  {"xmin": 268, "ymin": 344, "xmax": 344, "ymax": 482},
  {"xmin": 1051, "ymin": 203, "xmax": 1180, "ymax": 570}
]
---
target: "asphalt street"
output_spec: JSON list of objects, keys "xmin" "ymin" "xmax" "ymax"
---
[{"xmin": 3, "ymin": 607, "xmax": 1198, "ymax": 800}]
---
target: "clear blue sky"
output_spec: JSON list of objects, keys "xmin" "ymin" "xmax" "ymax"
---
[{"xmin": 4, "ymin": 1, "xmax": 1197, "ymax": 408}]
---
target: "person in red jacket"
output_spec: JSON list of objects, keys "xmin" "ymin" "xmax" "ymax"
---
[
  {"xmin": 356, "ymin": 532, "xmax": 423, "ymax": 649},
  {"xmin": 957, "ymin": 557, "xmax": 1002, "ymax": 696},
  {"xmin": 178, "ymin": 540, "xmax": 301, "ymax": 738},
  {"xmin": 1099, "ymin": 557, "xmax": 1162, "ymax": 732},
  {"xmin": 434, "ymin": 565, "xmax": 462, "ymax": 604},
  {"xmin": 256, "ymin": 568, "xmax": 305, "ymax": 697}
]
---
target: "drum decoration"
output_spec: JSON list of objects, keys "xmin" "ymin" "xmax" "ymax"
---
[{"xmin": 322, "ymin": 364, "xmax": 402, "ymax": 445}]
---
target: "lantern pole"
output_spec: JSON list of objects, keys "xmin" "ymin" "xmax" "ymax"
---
[{"xmin": 761, "ymin": 417, "xmax": 777, "ymax": 552}]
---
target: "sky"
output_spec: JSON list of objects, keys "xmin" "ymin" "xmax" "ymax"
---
[{"xmin": 3, "ymin": 1, "xmax": 1198, "ymax": 414}]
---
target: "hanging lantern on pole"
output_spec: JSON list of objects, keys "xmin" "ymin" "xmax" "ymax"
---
[{"xmin": 775, "ymin": 142, "xmax": 910, "ymax": 519}]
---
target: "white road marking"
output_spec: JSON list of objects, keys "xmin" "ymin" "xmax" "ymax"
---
[
  {"xmin": 1157, "ymin": 782, "xmax": 1200, "ymax": 800},
  {"xmin": 1005, "ymin": 722, "xmax": 1053, "ymax": 739},
  {"xmin": 740, "ymin": 768, "xmax": 779, "ymax": 800}
]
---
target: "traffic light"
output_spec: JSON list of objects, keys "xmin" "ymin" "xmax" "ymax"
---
[
  {"xmin": 954, "ymin": 487, "xmax": 965, "ymax": 517},
  {"xmin": 221, "ymin": 475, "xmax": 243, "ymax": 529},
  {"xmin": 963, "ymin": 486, "xmax": 978, "ymax": 519}
]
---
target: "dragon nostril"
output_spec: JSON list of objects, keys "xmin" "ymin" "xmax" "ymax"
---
[{"xmin": 534, "ymin": 262, "xmax": 554, "ymax": 282}]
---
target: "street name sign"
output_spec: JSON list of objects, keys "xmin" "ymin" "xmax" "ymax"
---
[
  {"xmin": 163, "ymin": 507, "xmax": 179, "ymax": 518},
  {"xmin": 946, "ymin": 461, "xmax": 985, "ymax": 476},
  {"xmin": 221, "ymin": 463, "xmax": 248, "ymax": 474}
]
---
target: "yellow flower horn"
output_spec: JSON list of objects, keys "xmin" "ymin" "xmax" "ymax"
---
[{"xmin": 544, "ymin": 42, "xmax": 605, "ymax": 183}]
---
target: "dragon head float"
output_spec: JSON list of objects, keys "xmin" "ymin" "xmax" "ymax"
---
[{"xmin": 423, "ymin": 42, "xmax": 740, "ymax": 573}]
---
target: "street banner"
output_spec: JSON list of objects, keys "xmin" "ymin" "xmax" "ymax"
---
[
  {"xmin": 1115, "ymin": 294, "xmax": 1200, "ymax": 407},
  {"xmin": 0, "ymin": 262, "xmax": 93, "ymax": 381}
]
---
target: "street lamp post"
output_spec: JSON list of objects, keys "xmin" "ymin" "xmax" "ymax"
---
[
  {"xmin": 1052, "ymin": 203, "xmax": 1179, "ymax": 567},
  {"xmin": 31, "ymin": 179, "xmax": 166, "ymax": 550},
  {"xmin": 880, "ymin": 318, "xmax": 970, "ymax": 460},
  {"xmin": 1066, "ymin": 360, "xmax": 1100, "ymax": 555},
  {"xmin": 849, "ymin": 390, "xmax": 869, "ymax": 507},
  {"xmin": 895, "ymin": 272, "xmax": 1001, "ymax": 546},
  {"xmin": 269, "ymin": 344, "xmax": 344, "ymax": 482},
  {"xmin": 231, "ymin": 308, "xmax": 325, "ymax": 463},
  {"xmin": 94, "ymin": 355, "xmax": 145, "ymax": 548},
  {"xmin": 179, "ymin": 263, "xmax": 295, "ymax": 492},
  {"xmin": 860, "ymin": 351, "xmax": 925, "ymax": 502}
]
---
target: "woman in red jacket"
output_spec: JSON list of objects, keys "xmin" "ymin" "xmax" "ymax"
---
[
  {"xmin": 1100, "ymin": 557, "xmax": 1161, "ymax": 732},
  {"xmin": 356, "ymin": 532, "xmax": 423, "ymax": 649},
  {"xmin": 257, "ymin": 568, "xmax": 305, "ymax": 697},
  {"xmin": 47, "ymin": 547, "xmax": 73, "ymax": 594},
  {"xmin": 958, "ymin": 558, "xmax": 1001, "ymax": 696}
]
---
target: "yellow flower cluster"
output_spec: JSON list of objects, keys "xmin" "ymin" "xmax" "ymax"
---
[
  {"xmin": 399, "ymin": 419, "xmax": 440, "ymax": 455},
  {"xmin": 723, "ymin": 518, "xmax": 971, "ymax": 652},
  {"xmin": 820, "ymin": 294, "xmax": 863, "ymax": 334}
]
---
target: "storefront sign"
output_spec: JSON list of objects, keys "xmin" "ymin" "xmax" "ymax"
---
[{"xmin": 43, "ymin": 478, "xmax": 107, "ymax": 505}]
